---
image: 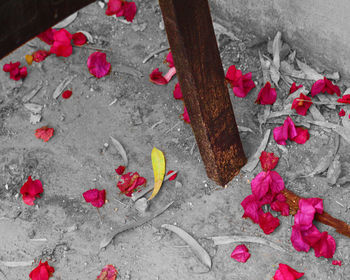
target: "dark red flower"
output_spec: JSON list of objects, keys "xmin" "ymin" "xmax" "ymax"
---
[
  {"xmin": 117, "ymin": 172, "xmax": 146, "ymax": 197},
  {"xmin": 231, "ymin": 244, "xmax": 251, "ymax": 263},
  {"xmin": 72, "ymin": 32, "xmax": 87, "ymax": 46},
  {"xmin": 115, "ymin": 165, "xmax": 126, "ymax": 175},
  {"xmin": 87, "ymin": 52, "xmax": 111, "ymax": 78},
  {"xmin": 83, "ymin": 189, "xmax": 106, "ymax": 208},
  {"xmin": 173, "ymin": 83, "xmax": 183, "ymax": 99},
  {"xmin": 97, "ymin": 264, "xmax": 118, "ymax": 280},
  {"xmin": 166, "ymin": 170, "xmax": 177, "ymax": 181},
  {"xmin": 50, "ymin": 29, "xmax": 72, "ymax": 57},
  {"xmin": 3, "ymin": 61, "xmax": 27, "ymax": 81},
  {"xmin": 289, "ymin": 82, "xmax": 303, "ymax": 94},
  {"xmin": 273, "ymin": 263, "xmax": 304, "ymax": 280},
  {"xmin": 339, "ymin": 109, "xmax": 346, "ymax": 117},
  {"xmin": 337, "ymin": 94, "xmax": 350, "ymax": 104},
  {"xmin": 37, "ymin": 28, "xmax": 56, "ymax": 45},
  {"xmin": 20, "ymin": 176, "xmax": 43, "ymax": 206},
  {"xmin": 182, "ymin": 106, "xmax": 190, "ymax": 123},
  {"xmin": 35, "ymin": 126, "xmax": 54, "ymax": 142},
  {"xmin": 33, "ymin": 50, "xmax": 50, "ymax": 62},
  {"xmin": 258, "ymin": 212, "xmax": 280, "ymax": 234},
  {"xmin": 291, "ymin": 93, "xmax": 312, "ymax": 116},
  {"xmin": 259, "ymin": 151, "xmax": 279, "ymax": 171},
  {"xmin": 291, "ymin": 127, "xmax": 310, "ymax": 144},
  {"xmin": 62, "ymin": 90, "xmax": 72, "ymax": 99},
  {"xmin": 225, "ymin": 65, "xmax": 255, "ymax": 98},
  {"xmin": 332, "ymin": 260, "xmax": 342, "ymax": 266},
  {"xmin": 255, "ymin": 82, "xmax": 277, "ymax": 105},
  {"xmin": 29, "ymin": 260, "xmax": 55, "ymax": 280},
  {"xmin": 310, "ymin": 77, "xmax": 341, "ymax": 97}
]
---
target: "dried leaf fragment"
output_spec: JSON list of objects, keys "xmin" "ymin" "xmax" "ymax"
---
[
  {"xmin": 149, "ymin": 147, "xmax": 165, "ymax": 200},
  {"xmin": 53, "ymin": 12, "xmax": 78, "ymax": 28},
  {"xmin": 110, "ymin": 136, "xmax": 128, "ymax": 166}
]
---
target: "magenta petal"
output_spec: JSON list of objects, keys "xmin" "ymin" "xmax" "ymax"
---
[
  {"xmin": 182, "ymin": 106, "xmax": 190, "ymax": 123},
  {"xmin": 294, "ymin": 199, "xmax": 316, "ymax": 230},
  {"xmin": 291, "ymin": 127, "xmax": 309, "ymax": 144},
  {"xmin": 271, "ymin": 200, "xmax": 289, "ymax": 216},
  {"xmin": 232, "ymin": 86, "xmax": 247, "ymax": 98},
  {"xmin": 256, "ymin": 82, "xmax": 277, "ymax": 105},
  {"xmin": 311, "ymin": 79, "xmax": 325, "ymax": 97},
  {"xmin": 259, "ymin": 151, "xmax": 279, "ymax": 171},
  {"xmin": 231, "ymin": 244, "xmax": 251, "ymax": 263},
  {"xmin": 285, "ymin": 116, "xmax": 297, "ymax": 139},
  {"xmin": 123, "ymin": 2, "xmax": 137, "ymax": 22},
  {"xmin": 273, "ymin": 126, "xmax": 288, "ymax": 145},
  {"xmin": 313, "ymin": 232, "xmax": 336, "ymax": 258},
  {"xmin": 173, "ymin": 83, "xmax": 183, "ymax": 99},
  {"xmin": 87, "ymin": 52, "xmax": 111, "ymax": 78},
  {"xmin": 150, "ymin": 68, "xmax": 167, "ymax": 85},
  {"xmin": 306, "ymin": 198, "xmax": 323, "ymax": 214},
  {"xmin": 302, "ymin": 224, "xmax": 322, "ymax": 247},
  {"xmin": 241, "ymin": 194, "xmax": 261, "ymax": 224},
  {"xmin": 291, "ymin": 224, "xmax": 311, "ymax": 252},
  {"xmin": 332, "ymin": 260, "xmax": 342, "ymax": 266},
  {"xmin": 165, "ymin": 51, "xmax": 174, "ymax": 68},
  {"xmin": 269, "ymin": 171, "xmax": 285, "ymax": 194},
  {"xmin": 273, "ymin": 263, "xmax": 304, "ymax": 280},
  {"xmin": 258, "ymin": 212, "xmax": 280, "ymax": 234},
  {"xmin": 251, "ymin": 171, "xmax": 271, "ymax": 200}
]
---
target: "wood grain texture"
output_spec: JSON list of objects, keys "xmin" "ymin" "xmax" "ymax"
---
[
  {"xmin": 159, "ymin": 0, "xmax": 246, "ymax": 186},
  {"xmin": 0, "ymin": 0, "xmax": 95, "ymax": 59}
]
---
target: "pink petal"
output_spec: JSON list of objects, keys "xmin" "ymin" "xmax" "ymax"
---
[
  {"xmin": 231, "ymin": 244, "xmax": 251, "ymax": 263},
  {"xmin": 273, "ymin": 125, "xmax": 288, "ymax": 145},
  {"xmin": 163, "ymin": 67, "xmax": 176, "ymax": 82},
  {"xmin": 339, "ymin": 109, "xmax": 346, "ymax": 117},
  {"xmin": 72, "ymin": 32, "xmax": 87, "ymax": 46},
  {"xmin": 241, "ymin": 194, "xmax": 262, "ymax": 224},
  {"xmin": 284, "ymin": 116, "xmax": 297, "ymax": 139},
  {"xmin": 259, "ymin": 151, "xmax": 279, "ymax": 171},
  {"xmin": 255, "ymin": 82, "xmax": 277, "ymax": 105},
  {"xmin": 105, "ymin": 0, "xmax": 123, "ymax": 16},
  {"xmin": 165, "ymin": 51, "xmax": 174, "ymax": 68},
  {"xmin": 273, "ymin": 263, "xmax": 304, "ymax": 280},
  {"xmin": 271, "ymin": 200, "xmax": 289, "ymax": 216},
  {"xmin": 310, "ymin": 79, "xmax": 325, "ymax": 97},
  {"xmin": 291, "ymin": 93, "xmax": 312, "ymax": 116},
  {"xmin": 225, "ymin": 65, "xmax": 242, "ymax": 84},
  {"xmin": 123, "ymin": 2, "xmax": 137, "ymax": 22},
  {"xmin": 87, "ymin": 52, "xmax": 111, "ymax": 78},
  {"xmin": 291, "ymin": 127, "xmax": 309, "ymax": 144},
  {"xmin": 306, "ymin": 197, "xmax": 323, "ymax": 214},
  {"xmin": 302, "ymin": 224, "xmax": 322, "ymax": 247},
  {"xmin": 324, "ymin": 77, "xmax": 341, "ymax": 96},
  {"xmin": 83, "ymin": 189, "xmax": 99, "ymax": 202},
  {"xmin": 295, "ymin": 199, "xmax": 316, "ymax": 230},
  {"xmin": 313, "ymin": 232, "xmax": 336, "ymax": 258},
  {"xmin": 251, "ymin": 171, "xmax": 271, "ymax": 200},
  {"xmin": 269, "ymin": 171, "xmax": 285, "ymax": 194},
  {"xmin": 332, "ymin": 260, "xmax": 342, "ymax": 266},
  {"xmin": 37, "ymin": 28, "xmax": 56, "ymax": 45},
  {"xmin": 258, "ymin": 212, "xmax": 280, "ymax": 234},
  {"xmin": 173, "ymin": 83, "xmax": 183, "ymax": 99},
  {"xmin": 115, "ymin": 165, "xmax": 126, "ymax": 175},
  {"xmin": 182, "ymin": 106, "xmax": 190, "ymax": 123},
  {"xmin": 289, "ymin": 82, "xmax": 303, "ymax": 94},
  {"xmin": 291, "ymin": 224, "xmax": 311, "ymax": 252},
  {"xmin": 150, "ymin": 68, "xmax": 168, "ymax": 85}
]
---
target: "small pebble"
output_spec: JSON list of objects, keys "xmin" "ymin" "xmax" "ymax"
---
[{"xmin": 135, "ymin": 198, "xmax": 149, "ymax": 213}]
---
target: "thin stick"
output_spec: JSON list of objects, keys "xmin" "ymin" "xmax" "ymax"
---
[
  {"xmin": 151, "ymin": 120, "xmax": 164, "ymax": 129},
  {"xmin": 164, "ymin": 121, "xmax": 181, "ymax": 134},
  {"xmin": 142, "ymin": 46, "xmax": 170, "ymax": 64}
]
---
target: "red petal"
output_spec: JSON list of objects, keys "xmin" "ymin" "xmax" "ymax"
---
[
  {"xmin": 271, "ymin": 200, "xmax": 289, "ymax": 216},
  {"xmin": 274, "ymin": 116, "xmax": 298, "ymax": 145},
  {"xmin": 332, "ymin": 260, "xmax": 342, "ymax": 266},
  {"xmin": 259, "ymin": 151, "xmax": 279, "ymax": 171},
  {"xmin": 166, "ymin": 170, "xmax": 177, "ymax": 181},
  {"xmin": 165, "ymin": 51, "xmax": 174, "ymax": 68},
  {"xmin": 310, "ymin": 79, "xmax": 326, "ymax": 97},
  {"xmin": 33, "ymin": 50, "xmax": 50, "ymax": 62},
  {"xmin": 37, "ymin": 28, "xmax": 56, "ymax": 45},
  {"xmin": 173, "ymin": 83, "xmax": 183, "ymax": 99},
  {"xmin": 258, "ymin": 212, "xmax": 280, "ymax": 234},
  {"xmin": 182, "ymin": 106, "xmax": 190, "ymax": 123},
  {"xmin": 123, "ymin": 2, "xmax": 137, "ymax": 22},
  {"xmin": 273, "ymin": 263, "xmax": 304, "ymax": 280},
  {"xmin": 241, "ymin": 194, "xmax": 262, "ymax": 224},
  {"xmin": 231, "ymin": 244, "xmax": 251, "ymax": 263},
  {"xmin": 324, "ymin": 77, "xmax": 341, "ymax": 96},
  {"xmin": 291, "ymin": 224, "xmax": 311, "ymax": 252},
  {"xmin": 291, "ymin": 93, "xmax": 312, "ymax": 116},
  {"xmin": 20, "ymin": 176, "xmax": 43, "ymax": 206},
  {"xmin": 255, "ymin": 82, "xmax": 277, "ymax": 105},
  {"xmin": 339, "ymin": 109, "xmax": 346, "ymax": 116},
  {"xmin": 225, "ymin": 65, "xmax": 242, "ymax": 86},
  {"xmin": 149, "ymin": 68, "xmax": 167, "ymax": 85},
  {"xmin": 291, "ymin": 127, "xmax": 309, "ymax": 144},
  {"xmin": 35, "ymin": 126, "xmax": 54, "ymax": 142},
  {"xmin": 105, "ymin": 0, "xmax": 123, "ymax": 16},
  {"xmin": 117, "ymin": 172, "xmax": 146, "ymax": 197},
  {"xmin": 50, "ymin": 29, "xmax": 73, "ymax": 57},
  {"xmin": 19, "ymin": 66, "xmax": 27, "ymax": 79},
  {"xmin": 62, "ymin": 90, "xmax": 72, "ymax": 99},
  {"xmin": 115, "ymin": 165, "xmax": 126, "ymax": 175},
  {"xmin": 83, "ymin": 189, "xmax": 105, "ymax": 208},
  {"xmin": 289, "ymin": 82, "xmax": 303, "ymax": 94},
  {"xmin": 87, "ymin": 52, "xmax": 111, "ymax": 78},
  {"xmin": 97, "ymin": 264, "xmax": 118, "ymax": 280},
  {"xmin": 313, "ymin": 231, "xmax": 336, "ymax": 258},
  {"xmin": 251, "ymin": 171, "xmax": 271, "ymax": 200},
  {"xmin": 72, "ymin": 32, "xmax": 87, "ymax": 46},
  {"xmin": 337, "ymin": 94, "xmax": 350, "ymax": 104},
  {"xmin": 29, "ymin": 260, "xmax": 55, "ymax": 279}
]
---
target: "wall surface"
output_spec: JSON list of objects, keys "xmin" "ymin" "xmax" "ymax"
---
[{"xmin": 210, "ymin": 0, "xmax": 350, "ymax": 77}]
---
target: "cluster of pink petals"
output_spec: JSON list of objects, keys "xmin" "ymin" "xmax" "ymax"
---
[
  {"xmin": 150, "ymin": 52, "xmax": 176, "ymax": 85},
  {"xmin": 255, "ymin": 82, "xmax": 277, "ymax": 105},
  {"xmin": 20, "ymin": 176, "xmax": 44, "ymax": 206},
  {"xmin": 241, "ymin": 152, "xmax": 288, "ymax": 234},
  {"xmin": 310, "ymin": 77, "xmax": 341, "ymax": 97},
  {"xmin": 105, "ymin": 0, "xmax": 137, "ymax": 22},
  {"xmin": 231, "ymin": 244, "xmax": 250, "ymax": 263},
  {"xmin": 291, "ymin": 93, "xmax": 312, "ymax": 116},
  {"xmin": 291, "ymin": 198, "xmax": 336, "ymax": 258},
  {"xmin": 337, "ymin": 94, "xmax": 350, "ymax": 104},
  {"xmin": 50, "ymin": 29, "xmax": 73, "ymax": 57},
  {"xmin": 3, "ymin": 61, "xmax": 27, "ymax": 81},
  {"xmin": 289, "ymin": 82, "xmax": 303, "ymax": 94},
  {"xmin": 339, "ymin": 109, "xmax": 346, "ymax": 117},
  {"xmin": 273, "ymin": 263, "xmax": 304, "ymax": 280},
  {"xmin": 117, "ymin": 172, "xmax": 146, "ymax": 197},
  {"xmin": 83, "ymin": 189, "xmax": 106, "ymax": 208},
  {"xmin": 225, "ymin": 65, "xmax": 255, "ymax": 98},
  {"xmin": 273, "ymin": 116, "xmax": 309, "ymax": 145},
  {"xmin": 37, "ymin": 28, "xmax": 56, "ymax": 45},
  {"xmin": 87, "ymin": 51, "xmax": 111, "ymax": 78}
]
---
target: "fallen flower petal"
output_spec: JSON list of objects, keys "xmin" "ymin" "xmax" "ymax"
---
[
  {"xmin": 311, "ymin": 77, "xmax": 341, "ymax": 97},
  {"xmin": 273, "ymin": 116, "xmax": 297, "ymax": 145},
  {"xmin": 163, "ymin": 67, "xmax": 177, "ymax": 83},
  {"xmin": 271, "ymin": 200, "xmax": 289, "ymax": 216},
  {"xmin": 258, "ymin": 212, "xmax": 280, "ymax": 234},
  {"xmin": 149, "ymin": 68, "xmax": 168, "ymax": 85},
  {"xmin": 106, "ymin": 0, "xmax": 123, "ymax": 16},
  {"xmin": 20, "ymin": 176, "xmax": 43, "ymax": 206},
  {"xmin": 313, "ymin": 231, "xmax": 336, "ymax": 258},
  {"xmin": 310, "ymin": 79, "xmax": 325, "ymax": 97},
  {"xmin": 122, "ymin": 1, "xmax": 137, "ymax": 22},
  {"xmin": 332, "ymin": 260, "xmax": 342, "ymax": 266},
  {"xmin": 289, "ymin": 82, "xmax": 303, "ymax": 94},
  {"xmin": 225, "ymin": 65, "xmax": 255, "ymax": 98},
  {"xmin": 3, "ymin": 61, "xmax": 20, "ymax": 72},
  {"xmin": 72, "ymin": 32, "xmax": 87, "ymax": 46},
  {"xmin": 117, "ymin": 172, "xmax": 146, "ymax": 197},
  {"xmin": 290, "ymin": 224, "xmax": 311, "ymax": 252},
  {"xmin": 291, "ymin": 93, "xmax": 312, "ymax": 116},
  {"xmin": 305, "ymin": 197, "xmax": 323, "ymax": 214},
  {"xmin": 269, "ymin": 171, "xmax": 285, "ymax": 194},
  {"xmin": 33, "ymin": 50, "xmax": 51, "ymax": 62},
  {"xmin": 241, "ymin": 194, "xmax": 262, "ymax": 224},
  {"xmin": 173, "ymin": 83, "xmax": 183, "ymax": 99},
  {"xmin": 273, "ymin": 263, "xmax": 304, "ymax": 280},
  {"xmin": 165, "ymin": 51, "xmax": 174, "ymax": 68},
  {"xmin": 182, "ymin": 106, "xmax": 190, "ymax": 123},
  {"xmin": 37, "ymin": 28, "xmax": 56, "ymax": 45},
  {"xmin": 3, "ymin": 61, "xmax": 27, "ymax": 81},
  {"xmin": 231, "ymin": 244, "xmax": 251, "ymax": 263},
  {"xmin": 50, "ymin": 28, "xmax": 73, "ymax": 57},
  {"xmin": 87, "ymin": 52, "xmax": 111, "ymax": 78},
  {"xmin": 255, "ymin": 82, "xmax": 277, "ymax": 105},
  {"xmin": 295, "ymin": 199, "xmax": 316, "ymax": 230},
  {"xmin": 251, "ymin": 171, "xmax": 272, "ymax": 200},
  {"xmin": 337, "ymin": 94, "xmax": 350, "ymax": 104},
  {"xmin": 35, "ymin": 126, "xmax": 54, "ymax": 142},
  {"xmin": 62, "ymin": 90, "xmax": 72, "ymax": 99},
  {"xmin": 115, "ymin": 165, "xmax": 126, "ymax": 175},
  {"xmin": 259, "ymin": 151, "xmax": 279, "ymax": 171},
  {"xmin": 96, "ymin": 264, "xmax": 118, "ymax": 280},
  {"xmin": 291, "ymin": 127, "xmax": 310, "ymax": 144},
  {"xmin": 339, "ymin": 109, "xmax": 346, "ymax": 117},
  {"xmin": 166, "ymin": 170, "xmax": 177, "ymax": 181},
  {"xmin": 29, "ymin": 260, "xmax": 55, "ymax": 280},
  {"xmin": 83, "ymin": 189, "xmax": 106, "ymax": 208}
]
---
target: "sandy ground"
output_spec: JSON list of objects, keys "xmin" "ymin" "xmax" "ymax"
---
[{"xmin": 0, "ymin": 1, "xmax": 350, "ymax": 279}]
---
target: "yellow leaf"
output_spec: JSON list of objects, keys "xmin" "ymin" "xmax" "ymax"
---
[
  {"xmin": 149, "ymin": 147, "xmax": 165, "ymax": 200},
  {"xmin": 25, "ymin": 55, "xmax": 33, "ymax": 65}
]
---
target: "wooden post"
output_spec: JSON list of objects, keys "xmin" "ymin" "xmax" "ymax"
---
[
  {"xmin": 0, "ymin": 0, "xmax": 95, "ymax": 59},
  {"xmin": 159, "ymin": 0, "xmax": 247, "ymax": 186}
]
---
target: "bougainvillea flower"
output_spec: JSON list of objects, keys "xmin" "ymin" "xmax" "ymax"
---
[
  {"xmin": 123, "ymin": 2, "xmax": 137, "ymax": 22},
  {"xmin": 83, "ymin": 189, "xmax": 106, "ymax": 208},
  {"xmin": 37, "ymin": 28, "xmax": 56, "ymax": 45},
  {"xmin": 117, "ymin": 172, "xmax": 146, "ymax": 197},
  {"xmin": 149, "ymin": 68, "xmax": 168, "ymax": 85},
  {"xmin": 50, "ymin": 29, "xmax": 73, "ymax": 57},
  {"xmin": 231, "ymin": 244, "xmax": 251, "ymax": 263},
  {"xmin": 166, "ymin": 170, "xmax": 177, "ymax": 181},
  {"xmin": 271, "ymin": 200, "xmax": 289, "ymax": 216},
  {"xmin": 72, "ymin": 32, "xmax": 87, "ymax": 46},
  {"xmin": 291, "ymin": 93, "xmax": 312, "ymax": 116},
  {"xmin": 337, "ymin": 94, "xmax": 350, "ymax": 104},
  {"xmin": 97, "ymin": 264, "xmax": 118, "ymax": 280},
  {"xmin": 251, "ymin": 171, "xmax": 272, "ymax": 200},
  {"xmin": 310, "ymin": 77, "xmax": 341, "ymax": 97},
  {"xmin": 87, "ymin": 52, "xmax": 111, "ymax": 78},
  {"xmin": 35, "ymin": 126, "xmax": 54, "ymax": 142},
  {"xmin": 294, "ymin": 199, "xmax": 316, "ymax": 230},
  {"xmin": 225, "ymin": 65, "xmax": 255, "ymax": 98},
  {"xmin": 290, "ymin": 225, "xmax": 311, "ymax": 252},
  {"xmin": 105, "ymin": 0, "xmax": 137, "ymax": 22},
  {"xmin": 62, "ymin": 90, "xmax": 72, "ymax": 99},
  {"xmin": 255, "ymin": 82, "xmax": 277, "ymax": 105},
  {"xmin": 273, "ymin": 263, "xmax": 304, "ymax": 280},
  {"xmin": 313, "ymin": 231, "xmax": 336, "ymax": 258},
  {"xmin": 259, "ymin": 151, "xmax": 279, "ymax": 171},
  {"xmin": 165, "ymin": 51, "xmax": 174, "ymax": 68},
  {"xmin": 182, "ymin": 106, "xmax": 190, "ymax": 123},
  {"xmin": 258, "ymin": 212, "xmax": 280, "ymax": 234},
  {"xmin": 20, "ymin": 176, "xmax": 43, "ymax": 206},
  {"xmin": 332, "ymin": 260, "xmax": 342, "ymax": 266},
  {"xmin": 273, "ymin": 116, "xmax": 298, "ymax": 145},
  {"xmin": 115, "ymin": 165, "xmax": 126, "ymax": 175},
  {"xmin": 291, "ymin": 127, "xmax": 310, "ymax": 144},
  {"xmin": 305, "ymin": 197, "xmax": 323, "ymax": 214},
  {"xmin": 25, "ymin": 54, "xmax": 34, "ymax": 65},
  {"xmin": 3, "ymin": 61, "xmax": 27, "ymax": 81},
  {"xmin": 339, "ymin": 109, "xmax": 346, "ymax": 117},
  {"xmin": 241, "ymin": 194, "xmax": 262, "ymax": 224},
  {"xmin": 33, "ymin": 50, "xmax": 51, "ymax": 63},
  {"xmin": 173, "ymin": 83, "xmax": 183, "ymax": 99},
  {"xmin": 29, "ymin": 260, "xmax": 55, "ymax": 280},
  {"xmin": 289, "ymin": 82, "xmax": 303, "ymax": 94}
]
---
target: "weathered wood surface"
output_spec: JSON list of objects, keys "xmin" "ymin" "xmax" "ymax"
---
[
  {"xmin": 159, "ymin": 0, "xmax": 247, "ymax": 186},
  {"xmin": 0, "ymin": 0, "xmax": 95, "ymax": 59}
]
